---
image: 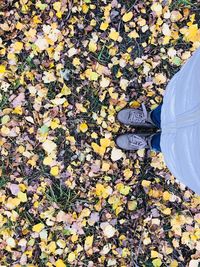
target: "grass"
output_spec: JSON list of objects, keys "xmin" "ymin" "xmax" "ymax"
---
[
  {"xmin": 0, "ymin": 94, "xmax": 9, "ymax": 109},
  {"xmin": 169, "ymin": 0, "xmax": 196, "ymax": 9},
  {"xmin": 46, "ymin": 81, "xmax": 60, "ymax": 100},
  {"xmin": 0, "ymin": 176, "xmax": 9, "ymax": 188},
  {"xmin": 0, "ymin": 161, "xmax": 9, "ymax": 188},
  {"xmin": 45, "ymin": 179, "xmax": 79, "ymax": 212}
]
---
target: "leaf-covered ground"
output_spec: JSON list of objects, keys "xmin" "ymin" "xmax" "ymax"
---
[{"xmin": 1, "ymin": 0, "xmax": 200, "ymax": 266}]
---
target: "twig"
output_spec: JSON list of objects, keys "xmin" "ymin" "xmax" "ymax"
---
[
  {"xmin": 128, "ymin": 0, "xmax": 139, "ymax": 12},
  {"xmin": 134, "ymin": 229, "xmax": 144, "ymax": 263}
]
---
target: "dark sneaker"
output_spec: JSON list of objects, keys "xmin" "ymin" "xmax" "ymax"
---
[
  {"xmin": 115, "ymin": 132, "xmax": 155, "ymax": 151},
  {"xmin": 117, "ymin": 103, "xmax": 157, "ymax": 128}
]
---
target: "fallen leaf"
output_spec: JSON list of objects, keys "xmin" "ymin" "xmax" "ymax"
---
[
  {"xmin": 100, "ymin": 222, "xmax": 116, "ymax": 238},
  {"xmin": 111, "ymin": 147, "xmax": 124, "ymax": 161},
  {"xmin": 122, "ymin": 12, "xmax": 133, "ymax": 22},
  {"xmin": 32, "ymin": 223, "xmax": 45, "ymax": 233},
  {"xmin": 42, "ymin": 140, "xmax": 57, "ymax": 154}
]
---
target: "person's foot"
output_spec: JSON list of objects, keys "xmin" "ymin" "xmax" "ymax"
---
[
  {"xmin": 117, "ymin": 103, "xmax": 157, "ymax": 128},
  {"xmin": 115, "ymin": 132, "xmax": 155, "ymax": 151}
]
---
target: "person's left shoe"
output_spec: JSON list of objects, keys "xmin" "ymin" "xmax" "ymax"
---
[
  {"xmin": 115, "ymin": 132, "xmax": 155, "ymax": 151},
  {"xmin": 117, "ymin": 103, "xmax": 157, "ymax": 128}
]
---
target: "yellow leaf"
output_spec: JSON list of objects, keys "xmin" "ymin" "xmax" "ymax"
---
[
  {"xmin": 95, "ymin": 183, "xmax": 111, "ymax": 199},
  {"xmin": 151, "ymin": 250, "xmax": 159, "ymax": 258},
  {"xmin": 0, "ymin": 65, "xmax": 6, "ymax": 74},
  {"xmin": 116, "ymin": 183, "xmax": 130, "ymax": 196},
  {"xmin": 152, "ymin": 258, "xmax": 162, "ymax": 267},
  {"xmin": 32, "ymin": 223, "xmax": 45, "ymax": 233},
  {"xmin": 90, "ymin": 71, "xmax": 99, "ymax": 80},
  {"xmin": 85, "ymin": 69, "xmax": 99, "ymax": 81},
  {"xmin": 162, "ymin": 208, "xmax": 171, "ymax": 215},
  {"xmin": 12, "ymin": 106, "xmax": 23, "ymax": 115},
  {"xmin": 17, "ymin": 191, "xmax": 27, "ymax": 202},
  {"xmin": 122, "ymin": 12, "xmax": 133, "ymax": 22},
  {"xmin": 61, "ymin": 84, "xmax": 71, "ymax": 96},
  {"xmin": 100, "ymin": 21, "xmax": 109, "ymax": 31},
  {"xmin": 79, "ymin": 122, "xmax": 88, "ymax": 133},
  {"xmin": 6, "ymin": 197, "xmax": 21, "ymax": 210},
  {"xmin": 16, "ymin": 21, "xmax": 24, "ymax": 30},
  {"xmin": 42, "ymin": 140, "xmax": 57, "ymax": 154},
  {"xmin": 71, "ymin": 234, "xmax": 78, "ymax": 243},
  {"xmin": 51, "ymin": 119, "xmax": 60, "ymax": 129},
  {"xmin": 84, "ymin": 235, "xmax": 93, "ymax": 250},
  {"xmin": 170, "ymin": 260, "xmax": 179, "ymax": 267},
  {"xmin": 82, "ymin": 3, "xmax": 89, "ymax": 14},
  {"xmin": 72, "ymin": 57, "xmax": 81, "ymax": 66},
  {"xmin": 50, "ymin": 166, "xmax": 59, "ymax": 176},
  {"xmin": 128, "ymin": 30, "xmax": 139, "ymax": 39},
  {"xmin": 1, "ymin": 126, "xmax": 10, "ymax": 136},
  {"xmin": 48, "ymin": 241, "xmax": 56, "ymax": 253},
  {"xmin": 102, "ymin": 162, "xmax": 110, "ymax": 171},
  {"xmin": 123, "ymin": 169, "xmax": 133, "ymax": 179},
  {"xmin": 130, "ymin": 100, "xmax": 140, "ymax": 108},
  {"xmin": 128, "ymin": 200, "xmax": 137, "ymax": 211},
  {"xmin": 56, "ymin": 11, "xmax": 63, "ymax": 18},
  {"xmin": 53, "ymin": 1, "xmax": 61, "ymax": 11},
  {"xmin": 43, "ymin": 156, "xmax": 53, "ymax": 166},
  {"xmin": 109, "ymin": 28, "xmax": 119, "ymax": 41},
  {"xmin": 13, "ymin": 42, "xmax": 23, "ymax": 53},
  {"xmin": 68, "ymin": 252, "xmax": 76, "ymax": 263},
  {"xmin": 162, "ymin": 191, "xmax": 171, "ymax": 201},
  {"xmin": 184, "ymin": 24, "xmax": 200, "ymax": 43},
  {"xmin": 91, "ymin": 132, "xmax": 98, "ymax": 139},
  {"xmin": 55, "ymin": 259, "xmax": 66, "ymax": 267},
  {"xmin": 91, "ymin": 142, "xmax": 105, "ymax": 156},
  {"xmin": 89, "ymin": 41, "xmax": 97, "ymax": 52},
  {"xmin": 100, "ymin": 138, "xmax": 110, "ymax": 148},
  {"xmin": 142, "ymin": 180, "xmax": 151, "ymax": 187}
]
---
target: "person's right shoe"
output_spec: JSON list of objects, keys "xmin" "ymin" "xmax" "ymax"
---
[
  {"xmin": 117, "ymin": 103, "xmax": 157, "ymax": 128},
  {"xmin": 115, "ymin": 132, "xmax": 156, "ymax": 151}
]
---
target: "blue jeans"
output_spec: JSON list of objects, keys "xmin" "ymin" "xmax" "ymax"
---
[{"xmin": 150, "ymin": 104, "xmax": 162, "ymax": 152}]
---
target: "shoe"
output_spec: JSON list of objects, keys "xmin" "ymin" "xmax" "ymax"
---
[
  {"xmin": 115, "ymin": 132, "xmax": 155, "ymax": 151},
  {"xmin": 117, "ymin": 103, "xmax": 157, "ymax": 128}
]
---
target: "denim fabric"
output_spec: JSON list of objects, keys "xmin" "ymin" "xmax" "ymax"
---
[
  {"xmin": 150, "ymin": 104, "xmax": 162, "ymax": 152},
  {"xmin": 150, "ymin": 104, "xmax": 162, "ymax": 128},
  {"xmin": 150, "ymin": 131, "xmax": 161, "ymax": 152}
]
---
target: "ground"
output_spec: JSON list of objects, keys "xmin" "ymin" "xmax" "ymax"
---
[{"xmin": 1, "ymin": 0, "xmax": 200, "ymax": 266}]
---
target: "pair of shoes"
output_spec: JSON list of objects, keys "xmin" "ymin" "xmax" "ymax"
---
[{"xmin": 115, "ymin": 103, "xmax": 158, "ymax": 151}]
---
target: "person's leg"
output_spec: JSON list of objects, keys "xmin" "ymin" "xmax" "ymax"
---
[
  {"xmin": 150, "ymin": 131, "xmax": 161, "ymax": 152},
  {"xmin": 150, "ymin": 103, "xmax": 163, "ymax": 128}
]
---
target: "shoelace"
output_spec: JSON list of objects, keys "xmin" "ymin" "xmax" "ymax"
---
[
  {"xmin": 128, "ymin": 134, "xmax": 147, "ymax": 149},
  {"xmin": 128, "ymin": 103, "xmax": 148, "ymax": 124},
  {"xmin": 128, "ymin": 133, "xmax": 154, "ymax": 150}
]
